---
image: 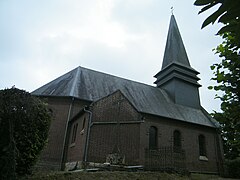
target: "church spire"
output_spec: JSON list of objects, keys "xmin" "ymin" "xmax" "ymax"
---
[
  {"xmin": 161, "ymin": 14, "xmax": 190, "ymax": 69},
  {"xmin": 154, "ymin": 15, "xmax": 202, "ymax": 109}
]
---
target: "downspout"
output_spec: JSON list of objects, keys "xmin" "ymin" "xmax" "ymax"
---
[
  {"xmin": 60, "ymin": 97, "xmax": 74, "ymax": 170},
  {"xmin": 83, "ymin": 106, "xmax": 92, "ymax": 164}
]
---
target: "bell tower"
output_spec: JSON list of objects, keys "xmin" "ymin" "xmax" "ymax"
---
[{"xmin": 154, "ymin": 15, "xmax": 201, "ymax": 109}]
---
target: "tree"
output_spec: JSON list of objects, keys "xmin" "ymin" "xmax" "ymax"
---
[
  {"xmin": 211, "ymin": 33, "xmax": 240, "ymax": 159},
  {"xmin": 194, "ymin": 0, "xmax": 240, "ymax": 48},
  {"xmin": 194, "ymin": 0, "xmax": 240, "ymax": 159},
  {"xmin": 0, "ymin": 88, "xmax": 51, "ymax": 179}
]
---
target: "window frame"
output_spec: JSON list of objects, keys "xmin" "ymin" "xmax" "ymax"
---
[
  {"xmin": 198, "ymin": 134, "xmax": 208, "ymax": 161},
  {"xmin": 149, "ymin": 126, "xmax": 158, "ymax": 149},
  {"xmin": 173, "ymin": 130, "xmax": 182, "ymax": 149},
  {"xmin": 71, "ymin": 123, "xmax": 78, "ymax": 144}
]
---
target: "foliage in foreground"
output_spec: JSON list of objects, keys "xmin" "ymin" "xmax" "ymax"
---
[
  {"xmin": 210, "ymin": 33, "xmax": 240, "ymax": 160},
  {"xmin": 194, "ymin": 0, "xmax": 240, "ymax": 161},
  {"xmin": 224, "ymin": 157, "xmax": 240, "ymax": 178},
  {"xmin": 194, "ymin": 0, "xmax": 240, "ymax": 48},
  {"xmin": 0, "ymin": 88, "xmax": 52, "ymax": 179}
]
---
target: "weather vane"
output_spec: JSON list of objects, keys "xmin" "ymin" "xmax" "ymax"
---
[{"xmin": 171, "ymin": 6, "xmax": 174, "ymax": 15}]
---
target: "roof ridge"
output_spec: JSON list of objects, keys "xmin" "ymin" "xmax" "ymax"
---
[
  {"xmin": 79, "ymin": 66, "xmax": 157, "ymax": 89},
  {"xmin": 69, "ymin": 66, "xmax": 81, "ymax": 96}
]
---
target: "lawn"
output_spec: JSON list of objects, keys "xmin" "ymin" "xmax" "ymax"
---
[{"xmin": 24, "ymin": 171, "xmax": 233, "ymax": 180}]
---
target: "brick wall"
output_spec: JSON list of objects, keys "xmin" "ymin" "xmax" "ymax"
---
[
  {"xmin": 37, "ymin": 96, "xmax": 90, "ymax": 170},
  {"xmin": 140, "ymin": 114, "xmax": 222, "ymax": 174},
  {"xmin": 46, "ymin": 91, "xmax": 222, "ymax": 174},
  {"xmin": 92, "ymin": 91, "xmax": 140, "ymax": 122},
  {"xmin": 88, "ymin": 124, "xmax": 140, "ymax": 165},
  {"xmin": 67, "ymin": 113, "xmax": 88, "ymax": 162},
  {"xmin": 87, "ymin": 91, "xmax": 142, "ymax": 165}
]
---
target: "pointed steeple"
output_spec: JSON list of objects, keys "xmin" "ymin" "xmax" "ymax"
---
[
  {"xmin": 154, "ymin": 15, "xmax": 201, "ymax": 109},
  {"xmin": 162, "ymin": 15, "xmax": 190, "ymax": 69}
]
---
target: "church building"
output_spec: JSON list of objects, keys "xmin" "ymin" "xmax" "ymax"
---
[{"xmin": 32, "ymin": 15, "xmax": 224, "ymax": 174}]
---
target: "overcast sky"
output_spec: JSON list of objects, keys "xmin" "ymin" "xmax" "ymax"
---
[{"xmin": 0, "ymin": 0, "xmax": 222, "ymax": 112}]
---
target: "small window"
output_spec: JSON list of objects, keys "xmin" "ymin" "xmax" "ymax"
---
[
  {"xmin": 80, "ymin": 117, "xmax": 86, "ymax": 135},
  {"xmin": 198, "ymin": 134, "xmax": 206, "ymax": 156},
  {"xmin": 173, "ymin": 130, "xmax": 182, "ymax": 149},
  {"xmin": 82, "ymin": 117, "xmax": 86, "ymax": 130},
  {"xmin": 71, "ymin": 123, "xmax": 78, "ymax": 144},
  {"xmin": 149, "ymin": 126, "xmax": 158, "ymax": 149}
]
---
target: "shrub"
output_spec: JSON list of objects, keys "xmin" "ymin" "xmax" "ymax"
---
[
  {"xmin": 0, "ymin": 88, "xmax": 51, "ymax": 179},
  {"xmin": 225, "ymin": 158, "xmax": 240, "ymax": 178}
]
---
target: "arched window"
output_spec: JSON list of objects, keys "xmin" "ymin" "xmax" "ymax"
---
[
  {"xmin": 198, "ymin": 134, "xmax": 206, "ymax": 156},
  {"xmin": 71, "ymin": 123, "xmax": 78, "ymax": 144},
  {"xmin": 149, "ymin": 126, "xmax": 158, "ymax": 149},
  {"xmin": 173, "ymin": 130, "xmax": 182, "ymax": 149}
]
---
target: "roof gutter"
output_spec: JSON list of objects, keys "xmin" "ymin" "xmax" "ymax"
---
[{"xmin": 83, "ymin": 106, "xmax": 92, "ymax": 164}]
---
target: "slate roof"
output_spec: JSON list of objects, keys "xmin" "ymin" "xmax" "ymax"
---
[
  {"xmin": 154, "ymin": 15, "xmax": 200, "ymax": 87},
  {"xmin": 32, "ymin": 66, "xmax": 218, "ymax": 128},
  {"xmin": 161, "ymin": 15, "xmax": 192, "ymax": 70}
]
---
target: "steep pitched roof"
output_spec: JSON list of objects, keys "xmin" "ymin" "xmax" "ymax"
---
[
  {"xmin": 32, "ymin": 66, "xmax": 218, "ymax": 128},
  {"xmin": 155, "ymin": 15, "xmax": 200, "ymax": 87},
  {"xmin": 162, "ymin": 15, "xmax": 191, "ymax": 69}
]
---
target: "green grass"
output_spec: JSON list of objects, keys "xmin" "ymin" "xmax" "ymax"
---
[{"xmin": 24, "ymin": 171, "xmax": 230, "ymax": 180}]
